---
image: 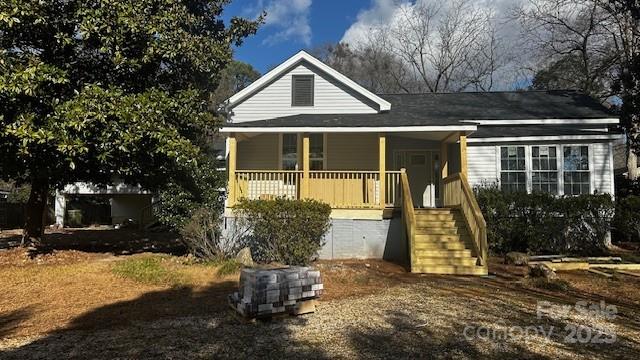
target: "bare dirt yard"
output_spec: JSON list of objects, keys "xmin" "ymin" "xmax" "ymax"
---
[{"xmin": 1, "ymin": 229, "xmax": 640, "ymax": 359}]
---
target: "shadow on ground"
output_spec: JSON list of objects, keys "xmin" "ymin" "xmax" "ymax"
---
[
  {"xmin": 0, "ymin": 280, "xmax": 330, "ymax": 360},
  {"xmin": 0, "ymin": 308, "xmax": 33, "ymax": 340},
  {"xmin": 0, "ymin": 228, "xmax": 185, "ymax": 256},
  {"xmin": 2, "ymin": 273, "xmax": 640, "ymax": 359}
]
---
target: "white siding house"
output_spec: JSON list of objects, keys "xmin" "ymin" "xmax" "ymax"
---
[{"xmin": 219, "ymin": 50, "xmax": 622, "ymax": 273}]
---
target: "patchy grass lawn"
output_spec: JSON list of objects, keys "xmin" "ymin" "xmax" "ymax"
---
[
  {"xmin": 111, "ymin": 256, "xmax": 189, "ymax": 286},
  {"xmin": 1, "ymin": 231, "xmax": 640, "ymax": 359}
]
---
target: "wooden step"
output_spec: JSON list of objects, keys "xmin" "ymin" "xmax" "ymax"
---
[
  {"xmin": 415, "ymin": 249, "xmax": 472, "ymax": 258},
  {"xmin": 414, "ymin": 241, "xmax": 467, "ymax": 250},
  {"xmin": 414, "ymin": 208, "xmax": 453, "ymax": 215},
  {"xmin": 415, "ymin": 234, "xmax": 461, "ymax": 242},
  {"xmin": 415, "ymin": 220, "xmax": 458, "ymax": 228},
  {"xmin": 415, "ymin": 227, "xmax": 468, "ymax": 235},
  {"xmin": 411, "ymin": 265, "xmax": 488, "ymax": 276},
  {"xmin": 413, "ymin": 257, "xmax": 478, "ymax": 267},
  {"xmin": 414, "ymin": 213, "xmax": 456, "ymax": 221}
]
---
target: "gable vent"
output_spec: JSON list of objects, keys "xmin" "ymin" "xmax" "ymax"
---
[{"xmin": 292, "ymin": 75, "xmax": 314, "ymax": 107}]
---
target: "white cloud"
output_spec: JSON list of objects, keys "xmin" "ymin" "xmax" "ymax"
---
[
  {"xmin": 251, "ymin": 0, "xmax": 313, "ymax": 46},
  {"xmin": 341, "ymin": 0, "xmax": 530, "ymax": 90},
  {"xmin": 341, "ymin": 0, "xmax": 408, "ymax": 45},
  {"xmin": 343, "ymin": 0, "xmax": 519, "ymax": 46}
]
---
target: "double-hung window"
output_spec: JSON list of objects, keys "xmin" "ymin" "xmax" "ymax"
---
[
  {"xmin": 281, "ymin": 134, "xmax": 298, "ymax": 170},
  {"xmin": 531, "ymin": 146, "xmax": 559, "ymax": 194},
  {"xmin": 309, "ymin": 133, "xmax": 325, "ymax": 170},
  {"xmin": 500, "ymin": 146, "xmax": 526, "ymax": 193},
  {"xmin": 280, "ymin": 133, "xmax": 325, "ymax": 170},
  {"xmin": 563, "ymin": 146, "xmax": 590, "ymax": 195}
]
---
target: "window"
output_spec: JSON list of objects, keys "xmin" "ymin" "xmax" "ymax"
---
[
  {"xmin": 291, "ymin": 75, "xmax": 314, "ymax": 106},
  {"xmin": 531, "ymin": 146, "xmax": 558, "ymax": 194},
  {"xmin": 281, "ymin": 134, "xmax": 298, "ymax": 170},
  {"xmin": 500, "ymin": 146, "xmax": 526, "ymax": 192},
  {"xmin": 563, "ymin": 146, "xmax": 590, "ymax": 195},
  {"xmin": 309, "ymin": 133, "xmax": 324, "ymax": 170}
]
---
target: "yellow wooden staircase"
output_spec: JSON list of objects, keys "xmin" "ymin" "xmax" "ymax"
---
[
  {"xmin": 400, "ymin": 170, "xmax": 488, "ymax": 275},
  {"xmin": 411, "ymin": 208, "xmax": 487, "ymax": 275}
]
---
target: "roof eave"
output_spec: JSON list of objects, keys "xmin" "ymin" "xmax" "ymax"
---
[{"xmin": 219, "ymin": 125, "xmax": 477, "ymax": 133}]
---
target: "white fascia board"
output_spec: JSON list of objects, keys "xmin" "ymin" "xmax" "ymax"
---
[
  {"xmin": 226, "ymin": 50, "xmax": 392, "ymax": 112},
  {"xmin": 461, "ymin": 118, "xmax": 619, "ymax": 125},
  {"xmin": 467, "ymin": 134, "xmax": 624, "ymax": 143},
  {"xmin": 220, "ymin": 125, "xmax": 477, "ymax": 133}
]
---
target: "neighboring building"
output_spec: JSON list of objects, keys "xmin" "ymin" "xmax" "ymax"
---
[
  {"xmin": 54, "ymin": 183, "xmax": 153, "ymax": 228},
  {"xmin": 220, "ymin": 51, "xmax": 622, "ymax": 275}
]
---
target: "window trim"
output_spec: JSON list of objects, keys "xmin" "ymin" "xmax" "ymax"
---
[
  {"xmin": 495, "ymin": 144, "xmax": 593, "ymax": 196},
  {"xmin": 308, "ymin": 133, "xmax": 327, "ymax": 170},
  {"xmin": 530, "ymin": 145, "xmax": 560, "ymax": 195},
  {"xmin": 561, "ymin": 144, "xmax": 594, "ymax": 196},
  {"xmin": 291, "ymin": 74, "xmax": 314, "ymax": 107},
  {"xmin": 498, "ymin": 145, "xmax": 528, "ymax": 193},
  {"xmin": 278, "ymin": 133, "xmax": 326, "ymax": 170}
]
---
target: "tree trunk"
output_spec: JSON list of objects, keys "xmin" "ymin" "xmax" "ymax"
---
[
  {"xmin": 628, "ymin": 146, "xmax": 639, "ymax": 181},
  {"xmin": 21, "ymin": 178, "xmax": 49, "ymax": 247}
]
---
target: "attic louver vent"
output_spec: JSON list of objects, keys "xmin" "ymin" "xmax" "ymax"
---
[{"xmin": 292, "ymin": 75, "xmax": 314, "ymax": 107}]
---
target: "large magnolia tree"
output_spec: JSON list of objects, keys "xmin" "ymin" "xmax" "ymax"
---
[{"xmin": 0, "ymin": 0, "xmax": 260, "ymax": 244}]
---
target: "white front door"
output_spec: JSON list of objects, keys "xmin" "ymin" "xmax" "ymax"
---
[{"xmin": 395, "ymin": 151, "xmax": 438, "ymax": 208}]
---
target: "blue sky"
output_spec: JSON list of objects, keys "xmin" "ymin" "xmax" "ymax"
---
[{"xmin": 223, "ymin": 0, "xmax": 371, "ymax": 74}]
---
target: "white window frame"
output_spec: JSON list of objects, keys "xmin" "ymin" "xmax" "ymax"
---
[
  {"xmin": 530, "ymin": 145, "xmax": 560, "ymax": 195},
  {"xmin": 278, "ymin": 133, "xmax": 299, "ymax": 170},
  {"xmin": 560, "ymin": 144, "xmax": 594, "ymax": 196},
  {"xmin": 497, "ymin": 145, "xmax": 528, "ymax": 193},
  {"xmin": 308, "ymin": 133, "xmax": 327, "ymax": 170},
  {"xmin": 495, "ymin": 144, "xmax": 593, "ymax": 196},
  {"xmin": 278, "ymin": 133, "xmax": 327, "ymax": 170}
]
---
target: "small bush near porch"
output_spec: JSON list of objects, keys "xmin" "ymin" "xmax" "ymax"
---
[
  {"xmin": 475, "ymin": 187, "xmax": 614, "ymax": 255},
  {"xmin": 233, "ymin": 198, "xmax": 331, "ymax": 266}
]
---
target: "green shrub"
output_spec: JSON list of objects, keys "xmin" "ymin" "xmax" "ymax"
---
[
  {"xmin": 155, "ymin": 157, "xmax": 224, "ymax": 231},
  {"xmin": 180, "ymin": 208, "xmax": 237, "ymax": 259},
  {"xmin": 612, "ymin": 195, "xmax": 640, "ymax": 243},
  {"xmin": 233, "ymin": 198, "xmax": 331, "ymax": 266},
  {"xmin": 112, "ymin": 256, "xmax": 185, "ymax": 285},
  {"xmin": 475, "ymin": 186, "xmax": 614, "ymax": 255}
]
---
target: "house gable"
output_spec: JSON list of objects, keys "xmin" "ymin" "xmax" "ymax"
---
[{"xmin": 227, "ymin": 51, "xmax": 390, "ymax": 123}]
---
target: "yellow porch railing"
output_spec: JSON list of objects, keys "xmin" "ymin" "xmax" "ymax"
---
[
  {"xmin": 232, "ymin": 170, "xmax": 401, "ymax": 208},
  {"xmin": 235, "ymin": 170, "xmax": 303, "ymax": 201},
  {"xmin": 443, "ymin": 172, "xmax": 488, "ymax": 266},
  {"xmin": 385, "ymin": 171, "xmax": 401, "ymax": 207}
]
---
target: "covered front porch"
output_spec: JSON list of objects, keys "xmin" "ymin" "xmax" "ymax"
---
[
  {"xmin": 224, "ymin": 129, "xmax": 487, "ymax": 274},
  {"xmin": 225, "ymin": 131, "xmax": 470, "ymax": 211}
]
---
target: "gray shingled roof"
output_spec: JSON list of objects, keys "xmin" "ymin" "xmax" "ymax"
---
[{"xmin": 225, "ymin": 90, "xmax": 613, "ymax": 128}]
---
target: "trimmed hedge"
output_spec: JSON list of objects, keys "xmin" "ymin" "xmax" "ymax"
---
[
  {"xmin": 233, "ymin": 198, "xmax": 331, "ymax": 266},
  {"xmin": 475, "ymin": 187, "xmax": 614, "ymax": 255},
  {"xmin": 612, "ymin": 195, "xmax": 640, "ymax": 243}
]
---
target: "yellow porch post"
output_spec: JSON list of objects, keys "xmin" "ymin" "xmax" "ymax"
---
[
  {"xmin": 379, "ymin": 133, "xmax": 386, "ymax": 208},
  {"xmin": 228, "ymin": 133, "xmax": 237, "ymax": 206},
  {"xmin": 440, "ymin": 141, "xmax": 448, "ymax": 180},
  {"xmin": 459, "ymin": 131, "xmax": 468, "ymax": 177},
  {"xmin": 302, "ymin": 133, "xmax": 310, "ymax": 198}
]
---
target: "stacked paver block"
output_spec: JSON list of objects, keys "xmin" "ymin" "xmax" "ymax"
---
[{"xmin": 228, "ymin": 267, "xmax": 323, "ymax": 317}]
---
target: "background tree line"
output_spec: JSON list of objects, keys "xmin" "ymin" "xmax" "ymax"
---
[
  {"xmin": 0, "ymin": 0, "xmax": 638, "ymax": 247},
  {"xmin": 312, "ymin": 0, "xmax": 639, "ymax": 180}
]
